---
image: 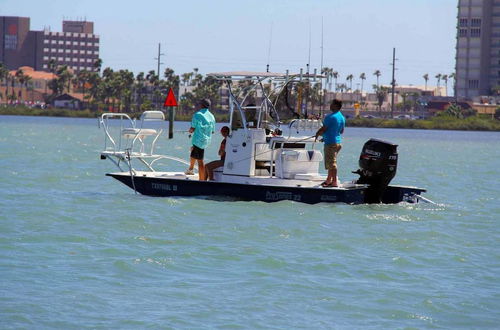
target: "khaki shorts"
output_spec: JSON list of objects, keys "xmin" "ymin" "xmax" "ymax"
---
[{"xmin": 324, "ymin": 143, "xmax": 342, "ymax": 170}]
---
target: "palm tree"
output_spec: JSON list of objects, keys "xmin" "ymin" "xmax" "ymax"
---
[
  {"xmin": 449, "ymin": 72, "xmax": 456, "ymax": 96},
  {"xmin": 435, "ymin": 73, "xmax": 442, "ymax": 95},
  {"xmin": 93, "ymin": 58, "xmax": 103, "ymax": 74},
  {"xmin": 48, "ymin": 59, "xmax": 57, "ymax": 73},
  {"xmin": 442, "ymin": 74, "xmax": 448, "ymax": 96},
  {"xmin": 135, "ymin": 72, "xmax": 145, "ymax": 111},
  {"xmin": 146, "ymin": 70, "xmax": 160, "ymax": 108},
  {"xmin": 15, "ymin": 69, "xmax": 25, "ymax": 102},
  {"xmin": 423, "ymin": 74, "xmax": 429, "ymax": 91},
  {"xmin": 373, "ymin": 70, "xmax": 381, "ymax": 88},
  {"xmin": 321, "ymin": 67, "xmax": 333, "ymax": 91},
  {"xmin": 359, "ymin": 73, "xmax": 366, "ymax": 94},
  {"xmin": 346, "ymin": 74, "xmax": 354, "ymax": 92},
  {"xmin": 332, "ymin": 71, "xmax": 339, "ymax": 91},
  {"xmin": 76, "ymin": 70, "xmax": 90, "ymax": 105},
  {"xmin": 25, "ymin": 76, "xmax": 33, "ymax": 102},
  {"xmin": 0, "ymin": 64, "xmax": 10, "ymax": 102}
]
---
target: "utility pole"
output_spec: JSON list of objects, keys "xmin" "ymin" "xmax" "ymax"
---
[
  {"xmin": 390, "ymin": 47, "xmax": 397, "ymax": 118},
  {"xmin": 154, "ymin": 43, "xmax": 164, "ymax": 109},
  {"xmin": 154, "ymin": 43, "xmax": 164, "ymax": 78}
]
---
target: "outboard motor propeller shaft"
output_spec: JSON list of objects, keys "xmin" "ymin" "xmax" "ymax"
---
[{"xmin": 354, "ymin": 139, "xmax": 398, "ymax": 203}]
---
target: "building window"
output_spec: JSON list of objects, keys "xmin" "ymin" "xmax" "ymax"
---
[
  {"xmin": 58, "ymin": 57, "xmax": 63, "ymax": 61},
  {"xmin": 66, "ymin": 41, "xmax": 71, "ymax": 45},
  {"xmin": 471, "ymin": 28, "xmax": 481, "ymax": 37},
  {"xmin": 459, "ymin": 18, "xmax": 468, "ymax": 27},
  {"xmin": 43, "ymin": 56, "xmax": 49, "ymax": 60},
  {"xmin": 471, "ymin": 18, "xmax": 482, "ymax": 27},
  {"xmin": 43, "ymin": 64, "xmax": 48, "ymax": 69},
  {"xmin": 51, "ymin": 40, "xmax": 57, "ymax": 44},
  {"xmin": 73, "ymin": 58, "xmax": 78, "ymax": 62},
  {"xmin": 73, "ymin": 41, "xmax": 78, "ymax": 45},
  {"xmin": 43, "ymin": 39, "xmax": 49, "ymax": 44},
  {"xmin": 58, "ymin": 40, "xmax": 64, "ymax": 45},
  {"xmin": 459, "ymin": 29, "xmax": 468, "ymax": 37},
  {"xmin": 468, "ymin": 80, "xmax": 479, "ymax": 88},
  {"xmin": 43, "ymin": 47, "xmax": 49, "ymax": 52},
  {"xmin": 65, "ymin": 49, "xmax": 71, "ymax": 53},
  {"xmin": 73, "ymin": 50, "xmax": 78, "ymax": 54},
  {"xmin": 65, "ymin": 57, "xmax": 71, "ymax": 61},
  {"xmin": 58, "ymin": 49, "xmax": 64, "ymax": 53}
]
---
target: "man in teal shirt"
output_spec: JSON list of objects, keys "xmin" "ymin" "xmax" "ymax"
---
[
  {"xmin": 314, "ymin": 99, "xmax": 345, "ymax": 187},
  {"xmin": 185, "ymin": 99, "xmax": 216, "ymax": 180}
]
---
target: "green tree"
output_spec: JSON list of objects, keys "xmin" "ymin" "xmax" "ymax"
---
[{"xmin": 373, "ymin": 84, "xmax": 389, "ymax": 115}]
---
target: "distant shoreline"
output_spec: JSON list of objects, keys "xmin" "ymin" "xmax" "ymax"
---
[{"xmin": 1, "ymin": 107, "xmax": 499, "ymax": 131}]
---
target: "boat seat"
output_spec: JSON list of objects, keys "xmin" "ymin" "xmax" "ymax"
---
[{"xmin": 122, "ymin": 128, "xmax": 158, "ymax": 138}]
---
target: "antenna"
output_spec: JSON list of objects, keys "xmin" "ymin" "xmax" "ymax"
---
[
  {"xmin": 266, "ymin": 22, "xmax": 273, "ymax": 73},
  {"xmin": 320, "ymin": 17, "xmax": 324, "ymax": 74},
  {"xmin": 320, "ymin": 17, "xmax": 324, "ymax": 117},
  {"xmin": 307, "ymin": 20, "xmax": 311, "ymax": 75}
]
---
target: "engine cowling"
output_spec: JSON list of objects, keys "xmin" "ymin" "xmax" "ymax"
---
[{"xmin": 354, "ymin": 139, "xmax": 398, "ymax": 203}]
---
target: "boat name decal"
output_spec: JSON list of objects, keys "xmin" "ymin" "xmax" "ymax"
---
[
  {"xmin": 152, "ymin": 183, "xmax": 178, "ymax": 191},
  {"xmin": 265, "ymin": 191, "xmax": 301, "ymax": 201},
  {"xmin": 320, "ymin": 195, "xmax": 337, "ymax": 202},
  {"xmin": 365, "ymin": 149, "xmax": 381, "ymax": 157}
]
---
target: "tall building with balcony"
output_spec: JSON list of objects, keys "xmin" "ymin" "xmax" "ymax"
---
[
  {"xmin": 0, "ymin": 16, "xmax": 99, "ymax": 73},
  {"xmin": 456, "ymin": 0, "xmax": 500, "ymax": 99}
]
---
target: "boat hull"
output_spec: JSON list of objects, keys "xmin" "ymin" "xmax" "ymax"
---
[{"xmin": 106, "ymin": 173, "xmax": 426, "ymax": 204}]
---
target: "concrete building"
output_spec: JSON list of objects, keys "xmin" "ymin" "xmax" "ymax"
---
[
  {"xmin": 0, "ymin": 16, "xmax": 99, "ymax": 73},
  {"xmin": 455, "ymin": 0, "xmax": 500, "ymax": 99}
]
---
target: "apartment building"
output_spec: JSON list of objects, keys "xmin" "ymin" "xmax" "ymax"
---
[
  {"xmin": 455, "ymin": 0, "xmax": 500, "ymax": 99},
  {"xmin": 0, "ymin": 16, "xmax": 99, "ymax": 73}
]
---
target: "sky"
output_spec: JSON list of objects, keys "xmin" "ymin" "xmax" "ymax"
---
[{"xmin": 2, "ymin": 0, "xmax": 457, "ymax": 92}]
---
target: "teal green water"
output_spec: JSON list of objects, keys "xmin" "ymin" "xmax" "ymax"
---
[{"xmin": 0, "ymin": 116, "xmax": 499, "ymax": 328}]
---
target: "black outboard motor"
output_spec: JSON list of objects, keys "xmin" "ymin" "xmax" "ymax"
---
[{"xmin": 354, "ymin": 139, "xmax": 398, "ymax": 203}]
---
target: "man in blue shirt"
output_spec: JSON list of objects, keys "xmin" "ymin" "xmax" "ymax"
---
[
  {"xmin": 185, "ymin": 98, "xmax": 216, "ymax": 180},
  {"xmin": 314, "ymin": 99, "xmax": 345, "ymax": 187}
]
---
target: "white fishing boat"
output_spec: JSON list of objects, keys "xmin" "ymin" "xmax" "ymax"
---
[{"xmin": 98, "ymin": 71, "xmax": 427, "ymax": 204}]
